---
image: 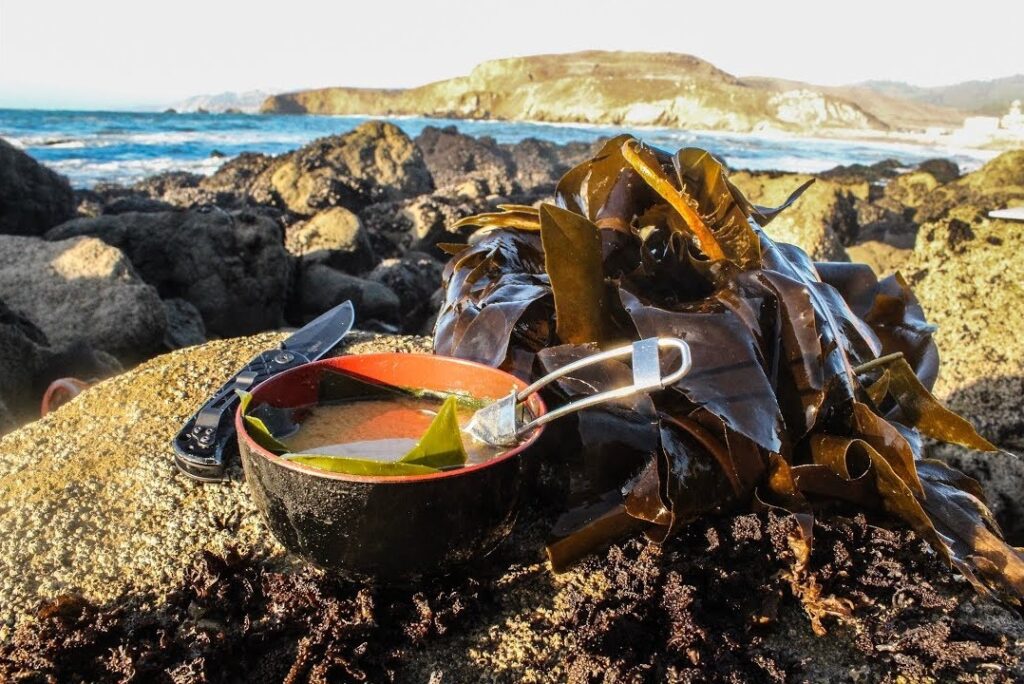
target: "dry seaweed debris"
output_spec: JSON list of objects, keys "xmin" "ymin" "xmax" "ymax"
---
[
  {"xmin": 435, "ymin": 134, "xmax": 1024, "ymax": 604},
  {"xmin": 3, "ymin": 514, "xmax": 1020, "ymax": 683}
]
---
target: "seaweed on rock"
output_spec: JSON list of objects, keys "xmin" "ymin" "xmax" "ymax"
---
[{"xmin": 434, "ymin": 135, "xmax": 1024, "ymax": 604}]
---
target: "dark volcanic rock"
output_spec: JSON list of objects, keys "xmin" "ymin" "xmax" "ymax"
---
[
  {"xmin": 264, "ymin": 121, "xmax": 434, "ymax": 215},
  {"xmin": 917, "ymin": 158, "xmax": 960, "ymax": 184},
  {"xmin": 103, "ymin": 195, "xmax": 175, "ymax": 215},
  {"xmin": 285, "ymin": 207, "xmax": 375, "ymax": 273},
  {"xmin": 0, "ymin": 235, "xmax": 167, "ymax": 360},
  {"xmin": 46, "ymin": 208, "xmax": 290, "ymax": 338},
  {"xmin": 199, "ymin": 152, "xmax": 277, "ymax": 205},
  {"xmin": 293, "ymin": 263, "xmax": 399, "ymax": 325},
  {"xmin": 819, "ymin": 158, "xmax": 903, "ymax": 184},
  {"xmin": 501, "ymin": 137, "xmax": 592, "ymax": 193},
  {"xmin": 366, "ymin": 251, "xmax": 443, "ymax": 332},
  {"xmin": 915, "ymin": 150, "xmax": 1024, "ymax": 223},
  {"xmin": 415, "ymin": 125, "xmax": 516, "ymax": 193},
  {"xmin": 359, "ymin": 188, "xmax": 494, "ymax": 258},
  {"xmin": 0, "ymin": 138, "xmax": 75, "ymax": 236},
  {"xmin": 132, "ymin": 171, "xmax": 203, "ymax": 198},
  {"xmin": 0, "ymin": 298, "xmax": 118, "ymax": 434},
  {"xmin": 414, "ymin": 127, "xmax": 594, "ymax": 196},
  {"xmin": 0, "ymin": 300, "xmax": 50, "ymax": 429},
  {"xmin": 884, "ymin": 170, "xmax": 944, "ymax": 210},
  {"xmin": 854, "ymin": 197, "xmax": 917, "ymax": 247},
  {"xmin": 161, "ymin": 298, "xmax": 207, "ymax": 349}
]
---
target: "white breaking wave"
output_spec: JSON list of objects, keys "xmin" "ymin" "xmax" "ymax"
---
[{"xmin": 45, "ymin": 156, "xmax": 226, "ymax": 186}]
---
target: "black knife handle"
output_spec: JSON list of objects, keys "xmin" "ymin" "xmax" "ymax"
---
[{"xmin": 173, "ymin": 349, "xmax": 310, "ymax": 481}]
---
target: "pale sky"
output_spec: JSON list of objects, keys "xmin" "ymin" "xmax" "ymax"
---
[{"xmin": 1, "ymin": 0, "xmax": 1022, "ymax": 109}]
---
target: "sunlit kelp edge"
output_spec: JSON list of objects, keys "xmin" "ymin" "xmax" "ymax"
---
[{"xmin": 434, "ymin": 134, "xmax": 1024, "ymax": 606}]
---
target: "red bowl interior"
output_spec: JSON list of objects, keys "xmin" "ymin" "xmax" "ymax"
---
[{"xmin": 236, "ymin": 353, "xmax": 547, "ymax": 484}]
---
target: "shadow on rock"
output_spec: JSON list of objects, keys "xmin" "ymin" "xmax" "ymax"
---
[{"xmin": 930, "ymin": 375, "xmax": 1024, "ymax": 546}]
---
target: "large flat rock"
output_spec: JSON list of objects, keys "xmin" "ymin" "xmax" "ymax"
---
[{"xmin": 0, "ymin": 331, "xmax": 431, "ymax": 629}]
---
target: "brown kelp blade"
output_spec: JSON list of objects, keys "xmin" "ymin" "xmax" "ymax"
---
[
  {"xmin": 621, "ymin": 139, "xmax": 728, "ymax": 263},
  {"xmin": 539, "ymin": 204, "xmax": 612, "ymax": 345},
  {"xmin": 917, "ymin": 460, "xmax": 1024, "ymax": 602},
  {"xmin": 672, "ymin": 147, "xmax": 762, "ymax": 268},
  {"xmin": 555, "ymin": 134, "xmax": 639, "ymax": 219},
  {"xmin": 620, "ymin": 289, "xmax": 785, "ymax": 454},
  {"xmin": 875, "ymin": 356, "xmax": 996, "ymax": 451},
  {"xmin": 452, "ymin": 207, "xmax": 541, "ymax": 233}
]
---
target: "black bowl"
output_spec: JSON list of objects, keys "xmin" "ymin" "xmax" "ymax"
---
[{"xmin": 236, "ymin": 352, "xmax": 547, "ymax": 582}]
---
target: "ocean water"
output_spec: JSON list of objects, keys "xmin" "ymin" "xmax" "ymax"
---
[{"xmin": 0, "ymin": 108, "xmax": 998, "ymax": 189}]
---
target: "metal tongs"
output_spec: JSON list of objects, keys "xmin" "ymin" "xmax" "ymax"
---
[{"xmin": 465, "ymin": 337, "xmax": 692, "ymax": 447}]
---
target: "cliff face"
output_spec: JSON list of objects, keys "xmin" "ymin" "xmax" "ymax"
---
[{"xmin": 260, "ymin": 51, "xmax": 964, "ymax": 133}]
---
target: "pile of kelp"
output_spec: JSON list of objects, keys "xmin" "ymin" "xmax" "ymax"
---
[{"xmin": 434, "ymin": 135, "xmax": 1024, "ymax": 603}]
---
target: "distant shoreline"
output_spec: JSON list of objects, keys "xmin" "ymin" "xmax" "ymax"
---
[{"xmin": 5, "ymin": 104, "xmax": 1019, "ymax": 153}]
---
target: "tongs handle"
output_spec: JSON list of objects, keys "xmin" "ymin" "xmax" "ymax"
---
[{"xmin": 516, "ymin": 337, "xmax": 691, "ymax": 438}]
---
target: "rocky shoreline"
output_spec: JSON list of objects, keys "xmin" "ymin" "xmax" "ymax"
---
[{"xmin": 1, "ymin": 121, "xmax": 1023, "ymax": 680}]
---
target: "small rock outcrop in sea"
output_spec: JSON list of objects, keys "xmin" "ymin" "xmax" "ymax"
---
[
  {"xmin": 0, "ymin": 138, "xmax": 75, "ymax": 236},
  {"xmin": 47, "ymin": 208, "xmax": 291, "ymax": 338},
  {"xmin": 0, "ymin": 235, "xmax": 167, "ymax": 359}
]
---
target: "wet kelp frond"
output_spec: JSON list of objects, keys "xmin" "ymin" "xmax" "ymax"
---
[{"xmin": 434, "ymin": 136, "xmax": 1024, "ymax": 604}]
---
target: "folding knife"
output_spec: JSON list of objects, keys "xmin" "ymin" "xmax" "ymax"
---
[{"xmin": 172, "ymin": 300, "xmax": 355, "ymax": 481}]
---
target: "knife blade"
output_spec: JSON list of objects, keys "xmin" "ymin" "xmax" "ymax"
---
[{"xmin": 172, "ymin": 300, "xmax": 355, "ymax": 481}]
